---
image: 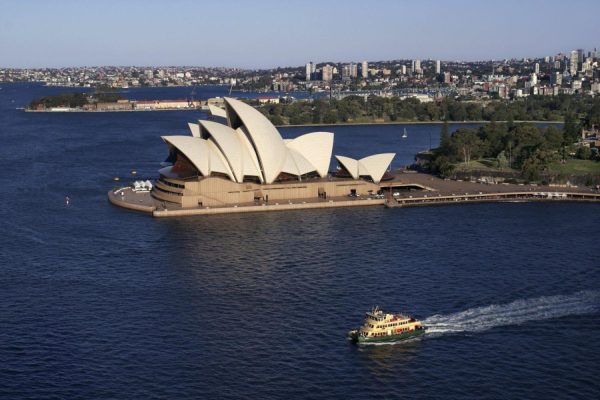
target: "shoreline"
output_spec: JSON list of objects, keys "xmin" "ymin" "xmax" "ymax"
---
[
  {"xmin": 108, "ymin": 172, "xmax": 599, "ymax": 218},
  {"xmin": 109, "ymin": 189, "xmax": 600, "ymax": 218},
  {"xmin": 277, "ymin": 120, "xmax": 564, "ymax": 128},
  {"xmin": 20, "ymin": 107, "xmax": 565, "ymax": 126},
  {"xmin": 23, "ymin": 108, "xmax": 205, "ymax": 113}
]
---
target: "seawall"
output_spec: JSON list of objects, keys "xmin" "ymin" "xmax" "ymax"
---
[{"xmin": 152, "ymin": 198, "xmax": 385, "ymax": 217}]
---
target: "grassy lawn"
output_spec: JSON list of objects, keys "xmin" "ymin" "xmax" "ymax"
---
[
  {"xmin": 453, "ymin": 158, "xmax": 518, "ymax": 173},
  {"xmin": 547, "ymin": 159, "xmax": 600, "ymax": 174},
  {"xmin": 453, "ymin": 158, "xmax": 600, "ymax": 176}
]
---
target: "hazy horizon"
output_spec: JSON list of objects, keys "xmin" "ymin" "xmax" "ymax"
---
[{"xmin": 1, "ymin": 0, "xmax": 599, "ymax": 69}]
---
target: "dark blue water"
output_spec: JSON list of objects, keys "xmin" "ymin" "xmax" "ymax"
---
[{"xmin": 1, "ymin": 83, "xmax": 598, "ymax": 399}]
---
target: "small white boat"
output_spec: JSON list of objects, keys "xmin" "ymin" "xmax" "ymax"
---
[{"xmin": 402, "ymin": 128, "xmax": 408, "ymax": 139}]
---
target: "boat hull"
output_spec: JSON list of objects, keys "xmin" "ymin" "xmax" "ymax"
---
[{"xmin": 348, "ymin": 327, "xmax": 426, "ymax": 343}]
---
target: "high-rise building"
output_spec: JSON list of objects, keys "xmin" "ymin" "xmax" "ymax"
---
[
  {"xmin": 414, "ymin": 59, "xmax": 422, "ymax": 74},
  {"xmin": 552, "ymin": 71, "xmax": 562, "ymax": 86},
  {"xmin": 305, "ymin": 62, "xmax": 313, "ymax": 81},
  {"xmin": 322, "ymin": 64, "xmax": 333, "ymax": 81},
  {"xmin": 443, "ymin": 72, "xmax": 451, "ymax": 84},
  {"xmin": 577, "ymin": 48, "xmax": 584, "ymax": 63},
  {"xmin": 534, "ymin": 63, "xmax": 540, "ymax": 74},
  {"xmin": 554, "ymin": 60, "xmax": 561, "ymax": 70},
  {"xmin": 435, "ymin": 60, "xmax": 441, "ymax": 74},
  {"xmin": 350, "ymin": 62, "xmax": 358, "ymax": 78},
  {"xmin": 341, "ymin": 63, "xmax": 358, "ymax": 79},
  {"xmin": 530, "ymin": 73, "xmax": 538, "ymax": 86},
  {"xmin": 582, "ymin": 58, "xmax": 592, "ymax": 73},
  {"xmin": 570, "ymin": 50, "xmax": 578, "ymax": 76},
  {"xmin": 342, "ymin": 64, "xmax": 351, "ymax": 80},
  {"xmin": 401, "ymin": 65, "xmax": 406, "ymax": 75},
  {"xmin": 361, "ymin": 61, "xmax": 368, "ymax": 78}
]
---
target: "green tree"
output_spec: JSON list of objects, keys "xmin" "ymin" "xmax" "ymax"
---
[
  {"xmin": 563, "ymin": 113, "xmax": 580, "ymax": 144},
  {"xmin": 496, "ymin": 151, "xmax": 509, "ymax": 169},
  {"xmin": 513, "ymin": 124, "xmax": 544, "ymax": 167},
  {"xmin": 521, "ymin": 149, "xmax": 555, "ymax": 181},
  {"xmin": 436, "ymin": 120, "xmax": 453, "ymax": 157},
  {"xmin": 478, "ymin": 120, "xmax": 507, "ymax": 157},
  {"xmin": 270, "ymin": 114, "xmax": 284, "ymax": 125},
  {"xmin": 584, "ymin": 98, "xmax": 600, "ymax": 128},
  {"xmin": 366, "ymin": 95, "xmax": 385, "ymax": 119},
  {"xmin": 544, "ymin": 125, "xmax": 564, "ymax": 150},
  {"xmin": 29, "ymin": 92, "xmax": 89, "ymax": 109},
  {"xmin": 430, "ymin": 155, "xmax": 455, "ymax": 176},
  {"xmin": 506, "ymin": 114, "xmax": 515, "ymax": 130},
  {"xmin": 576, "ymin": 146, "xmax": 592, "ymax": 160},
  {"xmin": 322, "ymin": 110, "xmax": 338, "ymax": 124},
  {"xmin": 452, "ymin": 128, "xmax": 482, "ymax": 166},
  {"xmin": 466, "ymin": 103, "xmax": 483, "ymax": 120},
  {"xmin": 425, "ymin": 102, "xmax": 440, "ymax": 120}
]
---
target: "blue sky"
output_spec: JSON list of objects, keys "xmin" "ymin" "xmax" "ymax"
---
[{"xmin": 1, "ymin": 0, "xmax": 599, "ymax": 68}]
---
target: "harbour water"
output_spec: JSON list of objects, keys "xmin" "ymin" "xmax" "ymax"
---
[{"xmin": 1, "ymin": 84, "xmax": 599, "ymax": 399}]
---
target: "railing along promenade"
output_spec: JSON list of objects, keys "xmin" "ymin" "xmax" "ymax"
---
[{"xmin": 387, "ymin": 191, "xmax": 600, "ymax": 207}]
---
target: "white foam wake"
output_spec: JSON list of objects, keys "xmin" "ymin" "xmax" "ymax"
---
[{"xmin": 423, "ymin": 290, "xmax": 600, "ymax": 335}]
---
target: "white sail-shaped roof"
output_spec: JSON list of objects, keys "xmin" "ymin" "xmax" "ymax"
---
[
  {"xmin": 335, "ymin": 153, "xmax": 395, "ymax": 183},
  {"xmin": 199, "ymin": 120, "xmax": 244, "ymax": 182},
  {"xmin": 161, "ymin": 98, "xmax": 361, "ymax": 184},
  {"xmin": 335, "ymin": 155, "xmax": 360, "ymax": 179},
  {"xmin": 286, "ymin": 132, "xmax": 334, "ymax": 178},
  {"xmin": 206, "ymin": 139, "xmax": 235, "ymax": 181},
  {"xmin": 224, "ymin": 97, "xmax": 286, "ymax": 184},
  {"xmin": 281, "ymin": 148, "xmax": 317, "ymax": 177},
  {"xmin": 359, "ymin": 153, "xmax": 395, "ymax": 183},
  {"xmin": 162, "ymin": 135, "xmax": 234, "ymax": 180},
  {"xmin": 163, "ymin": 136, "xmax": 210, "ymax": 176},
  {"xmin": 235, "ymin": 127, "xmax": 264, "ymax": 182},
  {"xmin": 188, "ymin": 123, "xmax": 201, "ymax": 138},
  {"xmin": 208, "ymin": 104, "xmax": 227, "ymax": 119}
]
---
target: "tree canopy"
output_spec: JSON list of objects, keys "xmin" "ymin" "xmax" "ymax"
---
[{"xmin": 259, "ymin": 95, "xmax": 599, "ymax": 128}]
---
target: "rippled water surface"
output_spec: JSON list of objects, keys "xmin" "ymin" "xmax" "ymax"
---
[{"xmin": 1, "ymin": 84, "xmax": 599, "ymax": 399}]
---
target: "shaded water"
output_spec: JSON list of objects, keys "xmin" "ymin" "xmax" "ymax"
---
[{"xmin": 0, "ymin": 84, "xmax": 598, "ymax": 399}]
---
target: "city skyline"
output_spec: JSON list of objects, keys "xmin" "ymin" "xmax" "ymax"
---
[{"xmin": 1, "ymin": 0, "xmax": 599, "ymax": 69}]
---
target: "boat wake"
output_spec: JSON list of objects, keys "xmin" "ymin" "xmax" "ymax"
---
[{"xmin": 423, "ymin": 290, "xmax": 600, "ymax": 335}]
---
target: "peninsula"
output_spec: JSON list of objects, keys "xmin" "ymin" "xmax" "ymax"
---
[{"xmin": 109, "ymin": 97, "xmax": 600, "ymax": 217}]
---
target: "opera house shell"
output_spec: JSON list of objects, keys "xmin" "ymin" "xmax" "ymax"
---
[{"xmin": 152, "ymin": 97, "xmax": 395, "ymax": 208}]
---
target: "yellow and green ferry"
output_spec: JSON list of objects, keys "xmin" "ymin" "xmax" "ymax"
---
[{"xmin": 348, "ymin": 307, "xmax": 426, "ymax": 343}]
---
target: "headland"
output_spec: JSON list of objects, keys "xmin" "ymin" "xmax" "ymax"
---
[
  {"xmin": 108, "ymin": 171, "xmax": 600, "ymax": 217},
  {"xmin": 107, "ymin": 95, "xmax": 599, "ymax": 217}
]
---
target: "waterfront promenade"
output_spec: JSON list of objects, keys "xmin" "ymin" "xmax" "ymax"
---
[
  {"xmin": 108, "ymin": 172, "xmax": 600, "ymax": 217},
  {"xmin": 385, "ymin": 172, "xmax": 600, "ymax": 207}
]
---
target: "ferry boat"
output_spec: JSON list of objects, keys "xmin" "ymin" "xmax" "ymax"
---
[{"xmin": 347, "ymin": 307, "xmax": 426, "ymax": 343}]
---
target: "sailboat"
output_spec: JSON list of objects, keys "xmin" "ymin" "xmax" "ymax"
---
[{"xmin": 402, "ymin": 127, "xmax": 408, "ymax": 139}]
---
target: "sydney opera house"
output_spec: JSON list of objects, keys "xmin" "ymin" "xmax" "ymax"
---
[{"xmin": 150, "ymin": 97, "xmax": 396, "ymax": 208}]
